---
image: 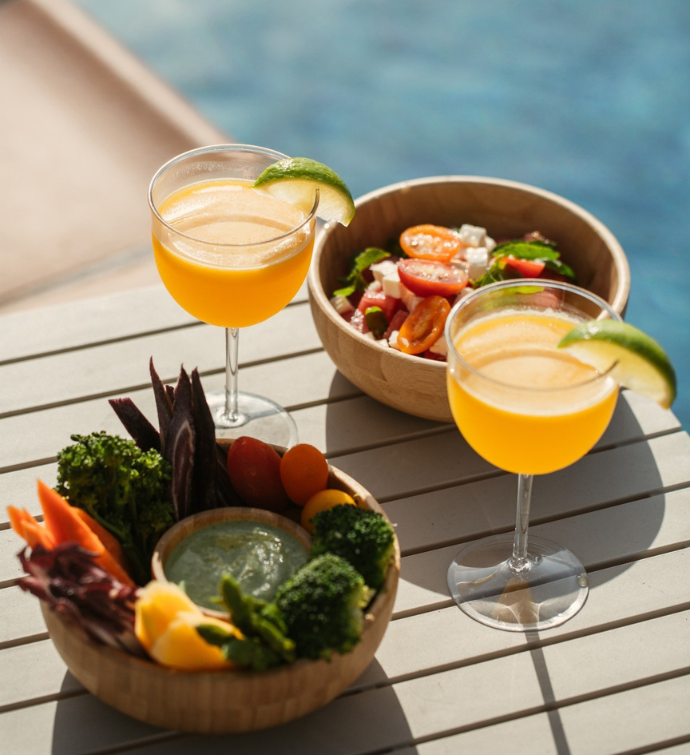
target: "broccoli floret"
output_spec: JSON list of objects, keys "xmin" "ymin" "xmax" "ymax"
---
[
  {"xmin": 275, "ymin": 553, "xmax": 373, "ymax": 660},
  {"xmin": 309, "ymin": 505, "xmax": 395, "ymax": 591},
  {"xmin": 55, "ymin": 432, "xmax": 173, "ymax": 584}
]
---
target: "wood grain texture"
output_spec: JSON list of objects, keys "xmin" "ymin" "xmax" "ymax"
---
[{"xmin": 308, "ymin": 176, "xmax": 630, "ymax": 423}]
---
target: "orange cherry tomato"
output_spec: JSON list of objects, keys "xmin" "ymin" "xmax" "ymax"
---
[
  {"xmin": 279, "ymin": 443, "xmax": 329, "ymax": 506},
  {"xmin": 397, "ymin": 296, "xmax": 451, "ymax": 355},
  {"xmin": 400, "ymin": 225, "xmax": 464, "ymax": 263}
]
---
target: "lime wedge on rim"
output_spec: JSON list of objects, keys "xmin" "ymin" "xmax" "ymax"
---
[
  {"xmin": 253, "ymin": 157, "xmax": 355, "ymax": 226},
  {"xmin": 558, "ymin": 320, "xmax": 677, "ymax": 408}
]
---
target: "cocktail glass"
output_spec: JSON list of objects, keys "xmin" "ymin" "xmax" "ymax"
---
[
  {"xmin": 149, "ymin": 144, "xmax": 318, "ymax": 447},
  {"xmin": 445, "ymin": 280, "xmax": 621, "ymax": 631}
]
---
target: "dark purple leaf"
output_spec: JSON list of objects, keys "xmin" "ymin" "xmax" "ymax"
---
[
  {"xmin": 166, "ymin": 367, "xmax": 196, "ymax": 521},
  {"xmin": 18, "ymin": 544, "xmax": 144, "ymax": 656},
  {"xmin": 149, "ymin": 358, "xmax": 173, "ymax": 454},
  {"xmin": 190, "ymin": 369, "xmax": 218, "ymax": 513},
  {"xmin": 108, "ymin": 398, "xmax": 161, "ymax": 453}
]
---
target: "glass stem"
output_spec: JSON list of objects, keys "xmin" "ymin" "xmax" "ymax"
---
[
  {"xmin": 510, "ymin": 473, "xmax": 533, "ymax": 574},
  {"xmin": 224, "ymin": 327, "xmax": 240, "ymax": 422}
]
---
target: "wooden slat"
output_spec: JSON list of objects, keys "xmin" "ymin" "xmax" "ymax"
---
[
  {"xmin": 386, "ymin": 430, "xmax": 690, "ymax": 555},
  {"xmin": 0, "ymin": 279, "xmax": 309, "ymax": 364},
  {"xmin": 358, "ymin": 546, "xmax": 690, "ymax": 690},
  {"xmin": 394, "ymin": 485, "xmax": 690, "ymax": 617},
  {"xmin": 0, "ymin": 299, "xmax": 320, "ymax": 417},
  {"xmin": 4, "ymin": 546, "xmax": 688, "ymax": 715},
  {"xmin": 0, "ymin": 285, "xmax": 192, "ymax": 364},
  {"xmin": 3, "ymin": 613, "xmax": 687, "ymax": 755},
  {"xmin": 2, "ymin": 427, "xmax": 688, "ymax": 584},
  {"xmin": 395, "ymin": 676, "xmax": 690, "ymax": 755}
]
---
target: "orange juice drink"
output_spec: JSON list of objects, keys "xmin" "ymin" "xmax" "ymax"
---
[
  {"xmin": 152, "ymin": 179, "xmax": 314, "ymax": 328},
  {"xmin": 447, "ymin": 310, "xmax": 618, "ymax": 475}
]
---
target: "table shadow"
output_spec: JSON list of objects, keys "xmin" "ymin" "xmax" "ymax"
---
[{"xmin": 50, "ymin": 660, "xmax": 415, "ymax": 755}]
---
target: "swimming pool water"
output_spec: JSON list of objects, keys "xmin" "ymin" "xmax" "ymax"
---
[{"xmin": 75, "ymin": 0, "xmax": 690, "ymax": 428}]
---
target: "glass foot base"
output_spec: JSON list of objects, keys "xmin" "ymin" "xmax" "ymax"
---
[
  {"xmin": 206, "ymin": 391, "xmax": 298, "ymax": 448},
  {"xmin": 447, "ymin": 534, "xmax": 588, "ymax": 632}
]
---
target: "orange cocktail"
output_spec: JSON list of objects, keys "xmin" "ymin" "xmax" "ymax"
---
[
  {"xmin": 152, "ymin": 179, "xmax": 314, "ymax": 329},
  {"xmin": 447, "ymin": 310, "xmax": 618, "ymax": 475},
  {"xmin": 445, "ymin": 280, "xmax": 622, "ymax": 632},
  {"xmin": 149, "ymin": 144, "xmax": 318, "ymax": 446}
]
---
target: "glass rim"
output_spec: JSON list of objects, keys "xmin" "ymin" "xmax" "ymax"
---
[
  {"xmin": 445, "ymin": 278, "xmax": 623, "ymax": 393},
  {"xmin": 148, "ymin": 143, "xmax": 319, "ymax": 248}
]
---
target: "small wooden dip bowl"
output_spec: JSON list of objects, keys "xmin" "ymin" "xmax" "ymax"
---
[
  {"xmin": 151, "ymin": 506, "xmax": 312, "ymax": 619},
  {"xmin": 308, "ymin": 176, "xmax": 631, "ymax": 423},
  {"xmin": 41, "ymin": 446, "xmax": 400, "ymax": 734}
]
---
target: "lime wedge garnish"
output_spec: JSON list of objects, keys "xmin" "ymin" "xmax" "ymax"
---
[
  {"xmin": 253, "ymin": 157, "xmax": 355, "ymax": 226},
  {"xmin": 558, "ymin": 320, "xmax": 677, "ymax": 408}
]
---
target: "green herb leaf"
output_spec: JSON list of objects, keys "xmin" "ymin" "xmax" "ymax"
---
[
  {"xmin": 364, "ymin": 306, "xmax": 388, "ymax": 339},
  {"xmin": 333, "ymin": 247, "xmax": 390, "ymax": 297}
]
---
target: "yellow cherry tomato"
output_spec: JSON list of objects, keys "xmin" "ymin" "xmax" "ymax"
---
[{"xmin": 301, "ymin": 489, "xmax": 356, "ymax": 533}]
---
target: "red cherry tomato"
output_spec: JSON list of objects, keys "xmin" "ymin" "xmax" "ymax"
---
[
  {"xmin": 398, "ymin": 259, "xmax": 469, "ymax": 298},
  {"xmin": 399, "ymin": 225, "xmax": 463, "ymax": 263},
  {"xmin": 502, "ymin": 256, "xmax": 546, "ymax": 278},
  {"xmin": 227, "ymin": 437, "xmax": 290, "ymax": 512},
  {"xmin": 397, "ymin": 296, "xmax": 451, "ymax": 355}
]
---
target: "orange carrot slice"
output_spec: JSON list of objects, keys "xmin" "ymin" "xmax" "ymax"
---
[
  {"xmin": 73, "ymin": 508, "xmax": 128, "ymax": 571},
  {"xmin": 22, "ymin": 521, "xmax": 56, "ymax": 550},
  {"xmin": 36, "ymin": 481, "xmax": 135, "ymax": 587},
  {"xmin": 7, "ymin": 506, "xmax": 55, "ymax": 549}
]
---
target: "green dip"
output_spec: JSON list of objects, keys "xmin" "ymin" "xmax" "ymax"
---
[{"xmin": 164, "ymin": 519, "xmax": 308, "ymax": 610}]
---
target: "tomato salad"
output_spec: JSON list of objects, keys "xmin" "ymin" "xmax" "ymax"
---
[{"xmin": 330, "ymin": 224, "xmax": 576, "ymax": 362}]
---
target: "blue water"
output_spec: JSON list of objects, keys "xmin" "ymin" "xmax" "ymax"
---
[{"xmin": 76, "ymin": 0, "xmax": 690, "ymax": 427}]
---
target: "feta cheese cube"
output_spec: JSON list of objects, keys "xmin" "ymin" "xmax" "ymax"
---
[
  {"xmin": 370, "ymin": 259, "xmax": 398, "ymax": 284},
  {"xmin": 466, "ymin": 246, "xmax": 489, "ymax": 279},
  {"xmin": 388, "ymin": 330, "xmax": 401, "ymax": 350},
  {"xmin": 367, "ymin": 280, "xmax": 382, "ymax": 293},
  {"xmin": 485, "ymin": 236, "xmax": 496, "ymax": 252},
  {"xmin": 330, "ymin": 295, "xmax": 354, "ymax": 316},
  {"xmin": 429, "ymin": 333, "xmax": 448, "ymax": 357},
  {"xmin": 458, "ymin": 224, "xmax": 487, "ymax": 248},
  {"xmin": 382, "ymin": 268, "xmax": 402, "ymax": 298},
  {"xmin": 399, "ymin": 283, "xmax": 423, "ymax": 313}
]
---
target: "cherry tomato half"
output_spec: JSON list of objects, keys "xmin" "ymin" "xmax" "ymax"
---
[
  {"xmin": 400, "ymin": 225, "xmax": 463, "ymax": 263},
  {"xmin": 502, "ymin": 256, "xmax": 546, "ymax": 278},
  {"xmin": 398, "ymin": 258, "xmax": 469, "ymax": 298},
  {"xmin": 397, "ymin": 296, "xmax": 451, "ymax": 355}
]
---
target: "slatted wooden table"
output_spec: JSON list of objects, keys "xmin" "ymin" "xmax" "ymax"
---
[{"xmin": 1, "ymin": 282, "xmax": 689, "ymax": 755}]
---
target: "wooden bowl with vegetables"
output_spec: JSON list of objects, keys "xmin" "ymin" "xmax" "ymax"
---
[
  {"xmin": 23, "ymin": 370, "xmax": 401, "ymax": 737},
  {"xmin": 308, "ymin": 175, "xmax": 630, "ymax": 423}
]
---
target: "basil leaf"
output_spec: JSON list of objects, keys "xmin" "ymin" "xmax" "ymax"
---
[
  {"xmin": 333, "ymin": 285, "xmax": 356, "ymax": 297},
  {"xmin": 353, "ymin": 247, "xmax": 390, "ymax": 273}
]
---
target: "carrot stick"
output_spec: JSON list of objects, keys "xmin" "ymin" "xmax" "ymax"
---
[
  {"xmin": 22, "ymin": 521, "xmax": 56, "ymax": 550},
  {"xmin": 36, "ymin": 481, "xmax": 135, "ymax": 587},
  {"xmin": 73, "ymin": 508, "xmax": 128, "ymax": 570},
  {"xmin": 7, "ymin": 506, "xmax": 55, "ymax": 549}
]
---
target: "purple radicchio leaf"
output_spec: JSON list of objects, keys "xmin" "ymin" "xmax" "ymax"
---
[
  {"xmin": 190, "ymin": 368, "xmax": 218, "ymax": 513},
  {"xmin": 166, "ymin": 366, "xmax": 196, "ymax": 521},
  {"xmin": 149, "ymin": 358, "xmax": 173, "ymax": 455},
  {"xmin": 108, "ymin": 397, "xmax": 161, "ymax": 453},
  {"xmin": 18, "ymin": 543, "xmax": 144, "ymax": 656}
]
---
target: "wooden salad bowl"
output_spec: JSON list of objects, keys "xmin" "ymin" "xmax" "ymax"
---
[
  {"xmin": 41, "ymin": 450, "xmax": 401, "ymax": 734},
  {"xmin": 308, "ymin": 176, "xmax": 631, "ymax": 423}
]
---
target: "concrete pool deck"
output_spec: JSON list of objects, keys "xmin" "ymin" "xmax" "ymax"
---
[{"xmin": 0, "ymin": 0, "xmax": 228, "ymax": 315}]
